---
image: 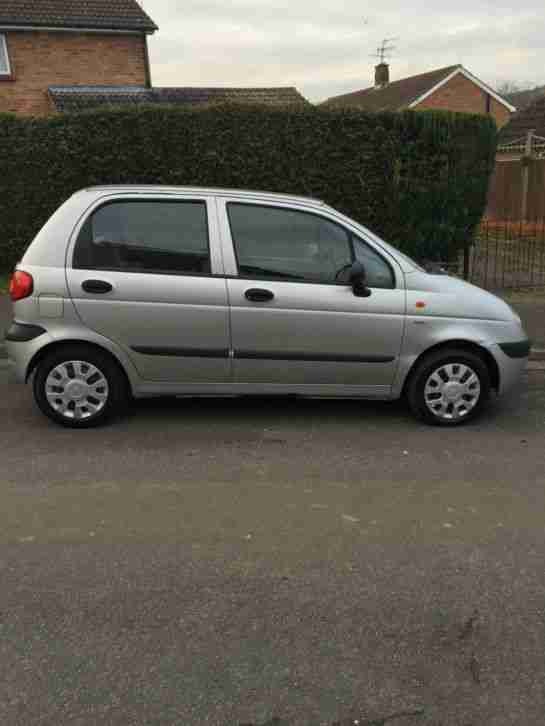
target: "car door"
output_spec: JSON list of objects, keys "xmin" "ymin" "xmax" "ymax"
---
[
  {"xmin": 67, "ymin": 194, "xmax": 231, "ymax": 383},
  {"xmin": 218, "ymin": 198, "xmax": 406, "ymax": 392}
]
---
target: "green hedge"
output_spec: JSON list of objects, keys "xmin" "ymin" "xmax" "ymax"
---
[{"xmin": 0, "ymin": 104, "xmax": 497, "ymax": 271}]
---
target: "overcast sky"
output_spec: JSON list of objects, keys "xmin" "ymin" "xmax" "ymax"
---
[{"xmin": 145, "ymin": 0, "xmax": 543, "ymax": 102}]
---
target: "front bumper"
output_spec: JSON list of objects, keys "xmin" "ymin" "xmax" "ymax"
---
[
  {"xmin": 498, "ymin": 339, "xmax": 532, "ymax": 359},
  {"xmin": 489, "ymin": 340, "xmax": 530, "ymax": 396}
]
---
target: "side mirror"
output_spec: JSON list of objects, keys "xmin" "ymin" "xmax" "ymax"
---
[{"xmin": 350, "ymin": 261, "xmax": 372, "ymax": 298}]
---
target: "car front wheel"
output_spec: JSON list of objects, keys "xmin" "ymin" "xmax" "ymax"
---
[{"xmin": 407, "ymin": 348, "xmax": 491, "ymax": 426}]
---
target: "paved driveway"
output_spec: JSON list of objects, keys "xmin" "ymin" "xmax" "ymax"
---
[{"xmin": 1, "ymin": 364, "xmax": 544, "ymax": 725}]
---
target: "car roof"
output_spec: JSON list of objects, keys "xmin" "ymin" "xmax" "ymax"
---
[{"xmin": 80, "ymin": 185, "xmax": 325, "ymax": 207}]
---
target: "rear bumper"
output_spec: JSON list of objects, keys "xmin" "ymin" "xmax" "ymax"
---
[
  {"xmin": 5, "ymin": 328, "xmax": 54, "ymax": 383},
  {"xmin": 0, "ymin": 358, "xmax": 17, "ymax": 384},
  {"xmin": 5, "ymin": 322, "xmax": 47, "ymax": 343}
]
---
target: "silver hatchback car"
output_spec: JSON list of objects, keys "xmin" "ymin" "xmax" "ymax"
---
[{"xmin": 5, "ymin": 186, "xmax": 529, "ymax": 428}]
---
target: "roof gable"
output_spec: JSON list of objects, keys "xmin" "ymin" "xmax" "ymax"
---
[
  {"xmin": 322, "ymin": 65, "xmax": 460, "ymax": 111},
  {"xmin": 322, "ymin": 65, "xmax": 515, "ymax": 114},
  {"xmin": 0, "ymin": 0, "xmax": 157, "ymax": 33},
  {"xmin": 408, "ymin": 66, "xmax": 516, "ymax": 113}
]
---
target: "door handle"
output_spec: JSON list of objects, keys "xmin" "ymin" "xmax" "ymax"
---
[
  {"xmin": 82, "ymin": 279, "xmax": 113, "ymax": 294},
  {"xmin": 245, "ymin": 288, "xmax": 274, "ymax": 303}
]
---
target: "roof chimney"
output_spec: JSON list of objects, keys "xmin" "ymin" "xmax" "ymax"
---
[{"xmin": 375, "ymin": 63, "xmax": 390, "ymax": 89}]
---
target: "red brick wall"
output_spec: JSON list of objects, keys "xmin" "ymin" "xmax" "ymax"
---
[
  {"xmin": 416, "ymin": 72, "xmax": 512, "ymax": 128},
  {"xmin": 0, "ymin": 30, "xmax": 148, "ymax": 116}
]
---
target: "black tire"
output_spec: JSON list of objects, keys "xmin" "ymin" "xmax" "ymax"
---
[
  {"xmin": 406, "ymin": 348, "xmax": 491, "ymax": 426},
  {"xmin": 33, "ymin": 344, "xmax": 130, "ymax": 428}
]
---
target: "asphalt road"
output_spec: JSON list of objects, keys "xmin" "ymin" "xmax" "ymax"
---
[{"xmin": 1, "ymin": 366, "xmax": 545, "ymax": 726}]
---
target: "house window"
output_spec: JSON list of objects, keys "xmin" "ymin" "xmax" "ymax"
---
[{"xmin": 0, "ymin": 35, "xmax": 11, "ymax": 77}]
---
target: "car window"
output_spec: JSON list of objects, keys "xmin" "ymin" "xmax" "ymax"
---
[
  {"xmin": 352, "ymin": 235, "xmax": 395, "ymax": 289},
  {"xmin": 73, "ymin": 200, "xmax": 210, "ymax": 275},
  {"xmin": 227, "ymin": 203, "xmax": 353, "ymax": 283}
]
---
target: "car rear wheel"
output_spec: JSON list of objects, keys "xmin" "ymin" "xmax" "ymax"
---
[
  {"xmin": 407, "ymin": 348, "xmax": 491, "ymax": 426},
  {"xmin": 33, "ymin": 345, "xmax": 129, "ymax": 428}
]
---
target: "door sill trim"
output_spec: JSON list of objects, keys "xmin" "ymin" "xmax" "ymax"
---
[{"xmin": 133, "ymin": 382, "xmax": 393, "ymax": 400}]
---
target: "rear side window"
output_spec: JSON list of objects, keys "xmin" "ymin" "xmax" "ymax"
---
[{"xmin": 73, "ymin": 200, "xmax": 210, "ymax": 275}]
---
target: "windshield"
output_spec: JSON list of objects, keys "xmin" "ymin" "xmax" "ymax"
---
[
  {"xmin": 392, "ymin": 248, "xmax": 426, "ymax": 272},
  {"xmin": 361, "ymin": 224, "xmax": 426, "ymax": 271}
]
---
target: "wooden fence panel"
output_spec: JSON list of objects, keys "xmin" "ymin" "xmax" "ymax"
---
[
  {"xmin": 487, "ymin": 158, "xmax": 545, "ymax": 221},
  {"xmin": 528, "ymin": 160, "xmax": 545, "ymax": 221},
  {"xmin": 486, "ymin": 161, "xmax": 522, "ymax": 220}
]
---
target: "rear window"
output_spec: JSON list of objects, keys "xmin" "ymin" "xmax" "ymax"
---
[{"xmin": 73, "ymin": 199, "xmax": 210, "ymax": 275}]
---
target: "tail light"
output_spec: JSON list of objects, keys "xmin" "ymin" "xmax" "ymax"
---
[{"xmin": 9, "ymin": 270, "xmax": 34, "ymax": 302}]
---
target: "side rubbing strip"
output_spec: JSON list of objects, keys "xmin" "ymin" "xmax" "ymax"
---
[
  {"xmin": 131, "ymin": 346, "xmax": 229, "ymax": 358},
  {"xmin": 234, "ymin": 350, "xmax": 395, "ymax": 363},
  {"xmin": 130, "ymin": 347, "xmax": 395, "ymax": 363}
]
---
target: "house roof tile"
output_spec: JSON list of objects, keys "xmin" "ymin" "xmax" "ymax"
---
[
  {"xmin": 499, "ymin": 94, "xmax": 545, "ymax": 144},
  {"xmin": 0, "ymin": 0, "xmax": 157, "ymax": 33},
  {"xmin": 48, "ymin": 85, "xmax": 310, "ymax": 112},
  {"xmin": 503, "ymin": 86, "xmax": 545, "ymax": 112},
  {"xmin": 322, "ymin": 65, "xmax": 461, "ymax": 111}
]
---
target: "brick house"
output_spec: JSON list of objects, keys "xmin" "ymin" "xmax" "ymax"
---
[
  {"xmin": 0, "ymin": 0, "xmax": 157, "ymax": 116},
  {"xmin": 0, "ymin": 0, "xmax": 308, "ymax": 116},
  {"xmin": 322, "ymin": 64, "xmax": 516, "ymax": 128}
]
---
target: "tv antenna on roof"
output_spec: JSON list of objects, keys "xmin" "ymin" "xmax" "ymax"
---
[{"xmin": 371, "ymin": 37, "xmax": 398, "ymax": 64}]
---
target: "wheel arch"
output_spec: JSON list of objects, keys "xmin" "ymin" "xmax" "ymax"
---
[
  {"xmin": 402, "ymin": 339, "xmax": 500, "ymax": 396},
  {"xmin": 25, "ymin": 339, "xmax": 133, "ymax": 396}
]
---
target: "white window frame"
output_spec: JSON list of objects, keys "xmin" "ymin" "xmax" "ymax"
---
[{"xmin": 0, "ymin": 34, "xmax": 11, "ymax": 76}]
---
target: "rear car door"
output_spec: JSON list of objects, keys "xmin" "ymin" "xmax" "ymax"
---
[
  {"xmin": 67, "ymin": 194, "xmax": 231, "ymax": 383},
  {"xmin": 218, "ymin": 198, "xmax": 406, "ymax": 392}
]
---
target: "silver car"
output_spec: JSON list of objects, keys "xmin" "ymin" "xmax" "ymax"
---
[{"xmin": 5, "ymin": 186, "xmax": 530, "ymax": 428}]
